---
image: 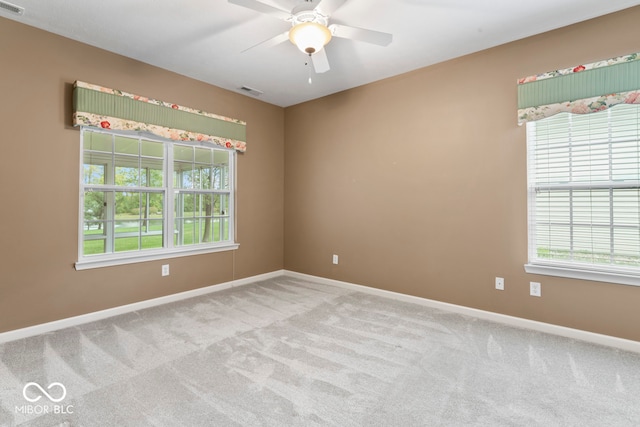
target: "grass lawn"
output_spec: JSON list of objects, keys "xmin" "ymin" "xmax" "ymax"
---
[
  {"xmin": 83, "ymin": 216, "xmax": 228, "ymax": 255},
  {"xmin": 537, "ymin": 247, "xmax": 640, "ymax": 267}
]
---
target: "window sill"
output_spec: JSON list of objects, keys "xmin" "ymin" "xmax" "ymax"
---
[
  {"xmin": 524, "ymin": 262, "xmax": 640, "ymax": 287},
  {"xmin": 75, "ymin": 243, "xmax": 239, "ymax": 270}
]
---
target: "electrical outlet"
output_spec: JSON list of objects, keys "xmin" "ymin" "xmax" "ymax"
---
[
  {"xmin": 530, "ymin": 281, "xmax": 541, "ymax": 297},
  {"xmin": 162, "ymin": 264, "xmax": 170, "ymax": 276},
  {"xmin": 332, "ymin": 254, "xmax": 339, "ymax": 265},
  {"xmin": 495, "ymin": 277, "xmax": 504, "ymax": 291}
]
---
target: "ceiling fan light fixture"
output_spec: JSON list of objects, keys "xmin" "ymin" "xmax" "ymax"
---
[{"xmin": 289, "ymin": 21, "xmax": 332, "ymax": 55}]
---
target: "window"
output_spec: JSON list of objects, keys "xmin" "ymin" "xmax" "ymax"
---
[
  {"xmin": 525, "ymin": 103, "xmax": 640, "ymax": 285},
  {"xmin": 77, "ymin": 127, "xmax": 237, "ymax": 269}
]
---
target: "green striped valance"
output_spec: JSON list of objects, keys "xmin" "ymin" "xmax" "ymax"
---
[
  {"xmin": 72, "ymin": 81, "xmax": 246, "ymax": 152},
  {"xmin": 517, "ymin": 53, "xmax": 640, "ymax": 124}
]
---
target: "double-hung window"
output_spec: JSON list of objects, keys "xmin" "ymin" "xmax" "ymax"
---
[
  {"xmin": 525, "ymin": 103, "xmax": 640, "ymax": 285},
  {"xmin": 77, "ymin": 127, "xmax": 237, "ymax": 269}
]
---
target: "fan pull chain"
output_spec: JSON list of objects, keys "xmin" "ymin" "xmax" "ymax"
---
[{"xmin": 307, "ymin": 54, "xmax": 312, "ymax": 85}]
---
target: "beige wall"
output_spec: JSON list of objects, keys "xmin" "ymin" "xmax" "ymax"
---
[
  {"xmin": 284, "ymin": 7, "xmax": 640, "ymax": 341},
  {"xmin": 3, "ymin": 7, "xmax": 640, "ymax": 342},
  {"xmin": 0, "ymin": 18, "xmax": 284, "ymax": 332}
]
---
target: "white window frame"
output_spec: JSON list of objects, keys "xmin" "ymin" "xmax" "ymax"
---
[
  {"xmin": 76, "ymin": 127, "xmax": 238, "ymax": 270},
  {"xmin": 524, "ymin": 104, "xmax": 640, "ymax": 286}
]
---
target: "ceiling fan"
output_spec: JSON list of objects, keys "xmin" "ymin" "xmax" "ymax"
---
[{"xmin": 228, "ymin": 0, "xmax": 393, "ymax": 74}]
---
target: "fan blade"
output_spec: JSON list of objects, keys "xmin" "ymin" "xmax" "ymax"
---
[
  {"xmin": 329, "ymin": 24, "xmax": 392, "ymax": 46},
  {"xmin": 313, "ymin": 0, "xmax": 346, "ymax": 16},
  {"xmin": 228, "ymin": 0, "xmax": 291, "ymax": 21},
  {"xmin": 312, "ymin": 49, "xmax": 330, "ymax": 74},
  {"xmin": 241, "ymin": 31, "xmax": 290, "ymax": 53}
]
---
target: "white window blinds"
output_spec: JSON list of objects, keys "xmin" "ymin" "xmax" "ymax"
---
[{"xmin": 526, "ymin": 103, "xmax": 640, "ymax": 282}]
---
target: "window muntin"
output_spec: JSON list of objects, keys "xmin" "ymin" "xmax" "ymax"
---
[
  {"xmin": 173, "ymin": 146, "xmax": 231, "ymax": 246},
  {"xmin": 79, "ymin": 128, "xmax": 235, "ymax": 267},
  {"xmin": 527, "ymin": 104, "xmax": 640, "ymax": 280}
]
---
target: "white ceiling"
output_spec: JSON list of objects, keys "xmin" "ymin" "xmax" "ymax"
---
[{"xmin": 3, "ymin": 0, "xmax": 639, "ymax": 107}]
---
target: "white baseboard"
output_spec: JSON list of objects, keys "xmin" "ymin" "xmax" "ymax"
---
[
  {"xmin": 284, "ymin": 270, "xmax": 640, "ymax": 354},
  {"xmin": 0, "ymin": 270, "xmax": 285, "ymax": 344},
  {"xmin": 3, "ymin": 268, "xmax": 639, "ymax": 354}
]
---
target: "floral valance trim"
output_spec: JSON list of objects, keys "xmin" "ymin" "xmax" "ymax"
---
[
  {"xmin": 74, "ymin": 112, "xmax": 247, "ymax": 151},
  {"xmin": 518, "ymin": 90, "xmax": 640, "ymax": 125},
  {"xmin": 518, "ymin": 52, "xmax": 639, "ymax": 85},
  {"xmin": 72, "ymin": 81, "xmax": 247, "ymax": 152},
  {"xmin": 75, "ymin": 81, "xmax": 246, "ymax": 126}
]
